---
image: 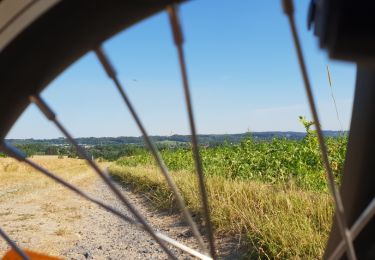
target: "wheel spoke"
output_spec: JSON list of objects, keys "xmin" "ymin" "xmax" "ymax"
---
[
  {"xmin": 94, "ymin": 46, "xmax": 208, "ymax": 253},
  {"xmin": 0, "ymin": 142, "xmax": 138, "ymax": 226},
  {"xmin": 28, "ymin": 95, "xmax": 177, "ymax": 259},
  {"xmin": 0, "ymin": 141, "xmax": 213, "ymax": 259},
  {"xmin": 281, "ymin": 0, "xmax": 356, "ymax": 259},
  {"xmin": 167, "ymin": 5, "xmax": 216, "ymax": 258},
  {"xmin": 0, "ymin": 226, "xmax": 29, "ymax": 260},
  {"xmin": 328, "ymin": 197, "xmax": 375, "ymax": 260}
]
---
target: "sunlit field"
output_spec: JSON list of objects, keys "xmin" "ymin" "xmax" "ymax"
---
[
  {"xmin": 1, "ymin": 131, "xmax": 345, "ymax": 258},
  {"xmin": 110, "ymin": 133, "xmax": 345, "ymax": 258},
  {"xmin": 0, "ymin": 156, "xmax": 98, "ymax": 257}
]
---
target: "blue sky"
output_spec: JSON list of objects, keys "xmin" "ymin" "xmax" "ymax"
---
[{"xmin": 8, "ymin": 0, "xmax": 356, "ymax": 139}]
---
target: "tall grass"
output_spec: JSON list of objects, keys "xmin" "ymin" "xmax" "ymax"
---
[
  {"xmin": 110, "ymin": 133, "xmax": 346, "ymax": 257},
  {"xmin": 110, "ymin": 165, "xmax": 333, "ymax": 258}
]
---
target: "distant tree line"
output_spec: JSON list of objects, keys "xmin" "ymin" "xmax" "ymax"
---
[
  {"xmin": 1, "ymin": 131, "xmax": 346, "ymax": 160},
  {"xmin": 1, "ymin": 142, "xmax": 192, "ymax": 161},
  {"xmin": 5, "ymin": 131, "xmax": 346, "ymax": 147},
  {"xmin": 5, "ymin": 144, "xmax": 148, "ymax": 161}
]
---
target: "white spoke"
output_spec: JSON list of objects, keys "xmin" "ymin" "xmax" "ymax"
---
[
  {"xmin": 0, "ymin": 141, "xmax": 213, "ymax": 260},
  {"xmin": 28, "ymin": 95, "xmax": 177, "ymax": 259},
  {"xmin": 94, "ymin": 46, "xmax": 208, "ymax": 254},
  {"xmin": 167, "ymin": 5, "xmax": 216, "ymax": 259}
]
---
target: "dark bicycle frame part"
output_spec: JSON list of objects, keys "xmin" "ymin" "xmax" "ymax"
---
[
  {"xmin": 310, "ymin": 0, "xmax": 375, "ymax": 259},
  {"xmin": 310, "ymin": 0, "xmax": 375, "ymax": 63}
]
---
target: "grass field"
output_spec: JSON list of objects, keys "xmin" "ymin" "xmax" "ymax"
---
[
  {"xmin": 110, "ymin": 135, "xmax": 345, "ymax": 258},
  {"xmin": 0, "ymin": 156, "xmax": 98, "ymax": 256},
  {"xmin": 0, "ymin": 134, "xmax": 345, "ymax": 258},
  {"xmin": 0, "ymin": 156, "xmax": 92, "ymax": 200}
]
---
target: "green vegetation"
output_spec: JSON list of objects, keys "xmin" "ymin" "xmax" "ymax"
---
[
  {"xmin": 110, "ymin": 119, "xmax": 347, "ymax": 258},
  {"xmin": 3, "ymin": 119, "xmax": 347, "ymax": 257},
  {"xmin": 6, "ymin": 130, "xmax": 344, "ymax": 146},
  {"xmin": 5, "ymin": 129, "xmax": 345, "ymax": 164},
  {"xmin": 9, "ymin": 143, "xmax": 146, "ymax": 161},
  {"xmin": 115, "ymin": 135, "xmax": 346, "ymax": 192}
]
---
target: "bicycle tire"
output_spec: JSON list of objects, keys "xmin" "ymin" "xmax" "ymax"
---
[{"xmin": 0, "ymin": 1, "xmax": 374, "ymax": 259}]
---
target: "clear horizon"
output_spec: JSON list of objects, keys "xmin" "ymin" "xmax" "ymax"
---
[
  {"xmin": 5, "ymin": 130, "xmax": 348, "ymax": 140},
  {"xmin": 7, "ymin": 0, "xmax": 356, "ymax": 139}
]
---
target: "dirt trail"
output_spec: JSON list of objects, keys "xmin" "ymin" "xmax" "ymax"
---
[{"xmin": 1, "ymin": 156, "xmax": 238, "ymax": 259}]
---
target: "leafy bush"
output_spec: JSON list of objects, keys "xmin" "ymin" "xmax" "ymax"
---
[{"xmin": 116, "ymin": 136, "xmax": 347, "ymax": 192}]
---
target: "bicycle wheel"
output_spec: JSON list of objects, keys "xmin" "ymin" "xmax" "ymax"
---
[{"xmin": 0, "ymin": 0, "xmax": 374, "ymax": 259}]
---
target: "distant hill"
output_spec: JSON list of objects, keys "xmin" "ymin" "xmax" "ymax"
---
[{"xmin": 6, "ymin": 131, "xmax": 346, "ymax": 146}]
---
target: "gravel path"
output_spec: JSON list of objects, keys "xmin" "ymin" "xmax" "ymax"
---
[
  {"xmin": 1, "ymin": 157, "xmax": 242, "ymax": 259},
  {"xmin": 62, "ymin": 180, "xmax": 203, "ymax": 260}
]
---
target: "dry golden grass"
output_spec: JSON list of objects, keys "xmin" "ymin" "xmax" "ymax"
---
[
  {"xmin": 0, "ymin": 156, "xmax": 95, "ymax": 201},
  {"xmin": 0, "ymin": 156, "xmax": 87, "ymax": 179},
  {"xmin": 110, "ymin": 164, "xmax": 333, "ymax": 259},
  {"xmin": 0, "ymin": 156, "xmax": 104, "ymax": 256}
]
